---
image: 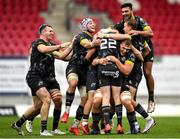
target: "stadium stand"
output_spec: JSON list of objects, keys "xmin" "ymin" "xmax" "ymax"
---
[
  {"xmin": 0, "ymin": 0, "xmax": 47, "ymax": 56},
  {"xmin": 74, "ymin": 0, "xmax": 180, "ymax": 55},
  {"xmin": 0, "ymin": 0, "xmax": 179, "ymax": 56}
]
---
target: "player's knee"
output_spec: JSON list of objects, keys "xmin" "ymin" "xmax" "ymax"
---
[
  {"xmin": 88, "ymin": 93, "xmax": 94, "ymax": 102},
  {"xmin": 122, "ymin": 100, "xmax": 132, "ymax": 107},
  {"xmin": 68, "ymin": 80, "xmax": 78, "ymax": 88},
  {"xmin": 121, "ymin": 91, "xmax": 132, "ymax": 104},
  {"xmin": 67, "ymin": 73, "xmax": 78, "ymax": 88},
  {"xmin": 93, "ymin": 97, "xmax": 102, "ymax": 109},
  {"xmin": 144, "ymin": 68, "xmax": 152, "ymax": 76},
  {"xmin": 42, "ymin": 96, "xmax": 51, "ymax": 105},
  {"xmin": 80, "ymin": 96, "xmax": 88, "ymax": 106}
]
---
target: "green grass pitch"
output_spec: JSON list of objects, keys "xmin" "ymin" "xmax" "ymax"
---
[{"xmin": 0, "ymin": 116, "xmax": 180, "ymax": 138}]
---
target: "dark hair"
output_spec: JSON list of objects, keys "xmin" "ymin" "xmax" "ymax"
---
[
  {"xmin": 121, "ymin": 3, "xmax": 133, "ymax": 10},
  {"xmin": 121, "ymin": 39, "xmax": 132, "ymax": 46},
  {"xmin": 38, "ymin": 24, "xmax": 52, "ymax": 34},
  {"xmin": 126, "ymin": 19, "xmax": 137, "ymax": 29}
]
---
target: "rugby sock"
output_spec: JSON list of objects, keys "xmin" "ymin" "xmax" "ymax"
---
[
  {"xmin": 135, "ymin": 103, "xmax": 148, "ymax": 118},
  {"xmin": 101, "ymin": 122, "xmax": 105, "ymax": 130},
  {"xmin": 41, "ymin": 120, "xmax": 47, "ymax": 132},
  {"xmin": 110, "ymin": 109, "xmax": 115, "ymax": 120},
  {"xmin": 127, "ymin": 111, "xmax": 136, "ymax": 128},
  {"xmin": 82, "ymin": 114, "xmax": 89, "ymax": 126},
  {"xmin": 92, "ymin": 112, "xmax": 100, "ymax": 129},
  {"xmin": 72, "ymin": 105, "xmax": 84, "ymax": 128},
  {"xmin": 102, "ymin": 106, "xmax": 110, "ymax": 124},
  {"xmin": 75, "ymin": 105, "xmax": 84, "ymax": 121},
  {"xmin": 148, "ymin": 91, "xmax": 154, "ymax": 101},
  {"xmin": 16, "ymin": 115, "xmax": 27, "ymax": 127},
  {"xmin": 115, "ymin": 104, "xmax": 123, "ymax": 125},
  {"xmin": 52, "ymin": 109, "xmax": 61, "ymax": 130},
  {"xmin": 65, "ymin": 91, "xmax": 75, "ymax": 113}
]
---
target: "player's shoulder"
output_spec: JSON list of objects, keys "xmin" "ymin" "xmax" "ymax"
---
[
  {"xmin": 33, "ymin": 38, "xmax": 45, "ymax": 45},
  {"xmin": 127, "ymin": 51, "xmax": 136, "ymax": 60},
  {"xmin": 79, "ymin": 32, "xmax": 88, "ymax": 37},
  {"xmin": 79, "ymin": 32, "xmax": 92, "ymax": 41},
  {"xmin": 75, "ymin": 32, "xmax": 85, "ymax": 40},
  {"xmin": 31, "ymin": 39, "xmax": 46, "ymax": 48},
  {"xmin": 135, "ymin": 16, "xmax": 147, "ymax": 24}
]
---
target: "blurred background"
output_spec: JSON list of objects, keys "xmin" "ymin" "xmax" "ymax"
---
[{"xmin": 0, "ymin": 0, "xmax": 180, "ymax": 117}]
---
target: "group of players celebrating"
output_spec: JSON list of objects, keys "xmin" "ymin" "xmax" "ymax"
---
[{"xmin": 11, "ymin": 2, "xmax": 156, "ymax": 136}]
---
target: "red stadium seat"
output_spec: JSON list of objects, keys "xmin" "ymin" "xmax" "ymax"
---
[
  {"xmin": 83, "ymin": 0, "xmax": 180, "ymax": 55},
  {"xmin": 0, "ymin": 0, "xmax": 47, "ymax": 56}
]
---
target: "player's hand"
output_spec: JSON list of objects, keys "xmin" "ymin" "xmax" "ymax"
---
[
  {"xmin": 97, "ymin": 33, "xmax": 104, "ymax": 38},
  {"xmin": 106, "ymin": 55, "xmax": 117, "ymax": 62},
  {"xmin": 99, "ymin": 58, "xmax": 108, "ymax": 65},
  {"xmin": 92, "ymin": 38, "xmax": 101, "ymax": 47}
]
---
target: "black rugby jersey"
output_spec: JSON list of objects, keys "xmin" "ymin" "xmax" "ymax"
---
[
  {"xmin": 69, "ymin": 32, "xmax": 93, "ymax": 65},
  {"xmin": 114, "ymin": 16, "xmax": 153, "ymax": 48},
  {"xmin": 98, "ymin": 35, "xmax": 120, "ymax": 58},
  {"xmin": 120, "ymin": 51, "xmax": 142, "ymax": 77},
  {"xmin": 131, "ymin": 35, "xmax": 146, "ymax": 52},
  {"xmin": 28, "ymin": 39, "xmax": 55, "ymax": 78}
]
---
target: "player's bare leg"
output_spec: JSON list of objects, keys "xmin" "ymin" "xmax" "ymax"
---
[{"xmin": 143, "ymin": 62, "xmax": 155, "ymax": 113}]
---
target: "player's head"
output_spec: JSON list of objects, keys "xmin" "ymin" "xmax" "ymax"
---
[
  {"xmin": 120, "ymin": 39, "xmax": 132, "ymax": 55},
  {"xmin": 123, "ymin": 19, "xmax": 137, "ymax": 33},
  {"xmin": 38, "ymin": 24, "xmax": 55, "ymax": 40},
  {"xmin": 80, "ymin": 18, "xmax": 95, "ymax": 33},
  {"xmin": 121, "ymin": 3, "xmax": 134, "ymax": 21}
]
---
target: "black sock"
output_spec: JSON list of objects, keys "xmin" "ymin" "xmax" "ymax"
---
[
  {"xmin": 115, "ymin": 104, "xmax": 123, "ymax": 125},
  {"xmin": 127, "ymin": 111, "xmax": 136, "ymax": 129},
  {"xmin": 102, "ymin": 106, "xmax": 110, "ymax": 125},
  {"xmin": 92, "ymin": 112, "xmax": 100, "ymax": 130},
  {"xmin": 148, "ymin": 91, "xmax": 154, "ymax": 101},
  {"xmin": 101, "ymin": 122, "xmax": 105, "ymax": 129},
  {"xmin": 52, "ymin": 109, "xmax": 61, "ymax": 130},
  {"xmin": 110, "ymin": 110, "xmax": 115, "ymax": 120},
  {"xmin": 83, "ymin": 114, "xmax": 89, "ymax": 121},
  {"xmin": 135, "ymin": 103, "xmax": 148, "ymax": 119},
  {"xmin": 41, "ymin": 120, "xmax": 47, "ymax": 132},
  {"xmin": 66, "ymin": 91, "xmax": 75, "ymax": 107},
  {"xmin": 16, "ymin": 115, "xmax": 27, "ymax": 127},
  {"xmin": 75, "ymin": 105, "xmax": 84, "ymax": 121}
]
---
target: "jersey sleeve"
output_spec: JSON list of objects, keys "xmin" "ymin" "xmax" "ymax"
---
[
  {"xmin": 139, "ymin": 17, "xmax": 151, "ymax": 31},
  {"xmin": 79, "ymin": 33, "xmax": 88, "ymax": 42},
  {"xmin": 125, "ymin": 52, "xmax": 136, "ymax": 64},
  {"xmin": 31, "ymin": 39, "xmax": 46, "ymax": 51},
  {"xmin": 37, "ymin": 39, "xmax": 46, "ymax": 45}
]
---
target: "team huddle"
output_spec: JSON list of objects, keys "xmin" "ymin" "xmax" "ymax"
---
[{"xmin": 11, "ymin": 3, "xmax": 156, "ymax": 136}]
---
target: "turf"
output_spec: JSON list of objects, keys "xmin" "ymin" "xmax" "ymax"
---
[{"xmin": 0, "ymin": 116, "xmax": 180, "ymax": 138}]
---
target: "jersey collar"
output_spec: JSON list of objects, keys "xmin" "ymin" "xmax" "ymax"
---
[{"xmin": 83, "ymin": 31, "xmax": 93, "ymax": 37}]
